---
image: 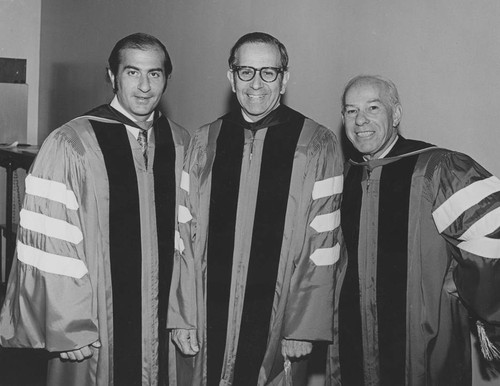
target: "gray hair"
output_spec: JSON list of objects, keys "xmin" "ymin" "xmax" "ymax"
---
[{"xmin": 342, "ymin": 75, "xmax": 401, "ymax": 109}]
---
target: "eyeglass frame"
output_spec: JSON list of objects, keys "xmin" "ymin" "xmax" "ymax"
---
[{"xmin": 230, "ymin": 65, "xmax": 285, "ymax": 83}]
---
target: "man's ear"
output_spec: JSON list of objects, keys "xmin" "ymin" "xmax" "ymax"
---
[
  {"xmin": 227, "ymin": 70, "xmax": 236, "ymax": 93},
  {"xmin": 280, "ymin": 71, "xmax": 290, "ymax": 95},
  {"xmin": 107, "ymin": 68, "xmax": 115, "ymax": 84},
  {"xmin": 393, "ymin": 103, "xmax": 402, "ymax": 127},
  {"xmin": 107, "ymin": 68, "xmax": 117, "ymax": 93}
]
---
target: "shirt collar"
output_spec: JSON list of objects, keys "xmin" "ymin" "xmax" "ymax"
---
[{"xmin": 363, "ymin": 135, "xmax": 399, "ymax": 161}]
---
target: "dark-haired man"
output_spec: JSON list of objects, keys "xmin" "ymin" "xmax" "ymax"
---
[
  {"xmin": 336, "ymin": 74, "xmax": 500, "ymax": 385},
  {"xmin": 0, "ymin": 33, "xmax": 189, "ymax": 385},
  {"xmin": 168, "ymin": 32, "xmax": 344, "ymax": 385}
]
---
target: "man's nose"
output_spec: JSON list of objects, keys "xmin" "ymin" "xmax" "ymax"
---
[
  {"xmin": 138, "ymin": 75, "xmax": 151, "ymax": 92},
  {"xmin": 250, "ymin": 72, "xmax": 263, "ymax": 89},
  {"xmin": 355, "ymin": 111, "xmax": 369, "ymax": 125}
]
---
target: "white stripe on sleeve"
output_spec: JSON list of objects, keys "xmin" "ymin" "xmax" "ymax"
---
[
  {"xmin": 310, "ymin": 210, "xmax": 340, "ymax": 233},
  {"xmin": 180, "ymin": 171, "xmax": 190, "ymax": 193},
  {"xmin": 312, "ymin": 175, "xmax": 343, "ymax": 200},
  {"xmin": 459, "ymin": 207, "xmax": 500, "ymax": 241},
  {"xmin": 458, "ymin": 237, "xmax": 500, "ymax": 259},
  {"xmin": 178, "ymin": 205, "xmax": 193, "ymax": 224},
  {"xmin": 433, "ymin": 176, "xmax": 500, "ymax": 233},
  {"xmin": 309, "ymin": 244, "xmax": 340, "ymax": 266},
  {"xmin": 174, "ymin": 230, "xmax": 185, "ymax": 253},
  {"xmin": 25, "ymin": 174, "xmax": 79, "ymax": 210},
  {"xmin": 20, "ymin": 209, "xmax": 83, "ymax": 244},
  {"xmin": 17, "ymin": 241, "xmax": 88, "ymax": 278}
]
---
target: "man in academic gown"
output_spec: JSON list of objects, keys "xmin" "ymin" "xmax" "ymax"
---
[
  {"xmin": 0, "ymin": 33, "xmax": 189, "ymax": 386},
  {"xmin": 168, "ymin": 32, "xmax": 344, "ymax": 385},
  {"xmin": 333, "ymin": 75, "xmax": 500, "ymax": 385}
]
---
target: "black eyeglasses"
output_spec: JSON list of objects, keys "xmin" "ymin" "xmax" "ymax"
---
[{"xmin": 231, "ymin": 66, "xmax": 284, "ymax": 83}]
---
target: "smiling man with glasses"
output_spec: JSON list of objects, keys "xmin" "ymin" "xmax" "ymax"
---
[
  {"xmin": 227, "ymin": 36, "xmax": 289, "ymax": 123},
  {"xmin": 168, "ymin": 32, "xmax": 344, "ymax": 385}
]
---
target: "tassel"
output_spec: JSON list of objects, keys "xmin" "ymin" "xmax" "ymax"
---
[
  {"xmin": 284, "ymin": 355, "xmax": 293, "ymax": 386},
  {"xmin": 477, "ymin": 320, "xmax": 500, "ymax": 361}
]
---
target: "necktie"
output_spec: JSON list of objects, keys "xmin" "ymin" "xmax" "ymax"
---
[{"xmin": 135, "ymin": 121, "xmax": 152, "ymax": 167}]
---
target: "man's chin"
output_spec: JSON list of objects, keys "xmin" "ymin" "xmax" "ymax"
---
[
  {"xmin": 353, "ymin": 145, "xmax": 377, "ymax": 158},
  {"xmin": 131, "ymin": 107, "xmax": 156, "ymax": 119}
]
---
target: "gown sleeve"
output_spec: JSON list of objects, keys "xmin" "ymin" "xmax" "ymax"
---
[
  {"xmin": 430, "ymin": 151, "xmax": 500, "ymax": 358},
  {"xmin": 0, "ymin": 126, "xmax": 98, "ymax": 352},
  {"xmin": 167, "ymin": 127, "xmax": 203, "ymax": 330},
  {"xmin": 283, "ymin": 127, "xmax": 344, "ymax": 342}
]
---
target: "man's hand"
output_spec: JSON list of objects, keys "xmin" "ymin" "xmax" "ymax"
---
[
  {"xmin": 281, "ymin": 339, "xmax": 313, "ymax": 358},
  {"xmin": 59, "ymin": 340, "xmax": 101, "ymax": 361},
  {"xmin": 172, "ymin": 328, "xmax": 199, "ymax": 356}
]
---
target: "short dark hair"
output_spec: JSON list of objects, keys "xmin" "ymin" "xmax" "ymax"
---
[
  {"xmin": 228, "ymin": 32, "xmax": 289, "ymax": 71},
  {"xmin": 108, "ymin": 32, "xmax": 173, "ymax": 77}
]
